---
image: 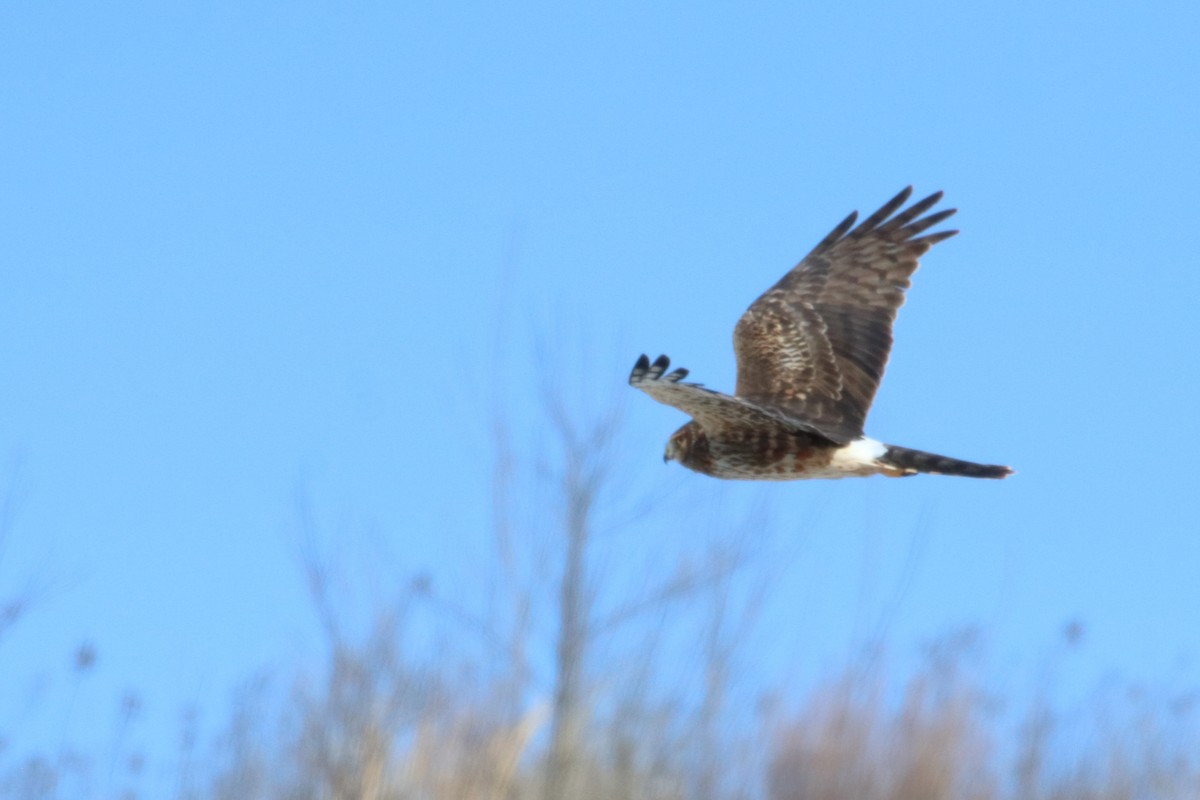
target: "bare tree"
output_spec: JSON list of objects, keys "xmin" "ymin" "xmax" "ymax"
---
[
  {"xmin": 515, "ymin": 335, "xmax": 776, "ymax": 800},
  {"xmin": 539, "ymin": 381, "xmax": 620, "ymax": 799}
]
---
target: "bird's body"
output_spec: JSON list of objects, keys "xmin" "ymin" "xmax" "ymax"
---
[
  {"xmin": 663, "ymin": 420, "xmax": 886, "ymax": 481},
  {"xmin": 630, "ymin": 187, "xmax": 1012, "ymax": 481}
]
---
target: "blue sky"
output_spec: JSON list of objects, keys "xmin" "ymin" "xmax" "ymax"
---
[{"xmin": 2, "ymin": 0, "xmax": 1199, "ymax": 766}]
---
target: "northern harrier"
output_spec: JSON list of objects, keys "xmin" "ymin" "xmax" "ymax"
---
[{"xmin": 629, "ymin": 187, "xmax": 1012, "ymax": 480}]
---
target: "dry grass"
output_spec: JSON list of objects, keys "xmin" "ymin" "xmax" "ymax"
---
[
  {"xmin": 768, "ymin": 669, "xmax": 993, "ymax": 800},
  {"xmin": 402, "ymin": 703, "xmax": 545, "ymax": 800},
  {"xmin": 5, "ymin": 620, "xmax": 1200, "ymax": 800},
  {"xmin": 765, "ymin": 648, "xmax": 1200, "ymax": 800},
  {"xmin": 171, "ymin": 625, "xmax": 1198, "ymax": 800}
]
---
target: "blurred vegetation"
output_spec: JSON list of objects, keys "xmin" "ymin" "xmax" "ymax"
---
[
  {"xmin": 3, "ymin": 380, "xmax": 1199, "ymax": 800},
  {"xmin": 5, "ymin": 613, "xmax": 1199, "ymax": 800}
]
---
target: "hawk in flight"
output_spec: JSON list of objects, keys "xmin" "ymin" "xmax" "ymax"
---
[{"xmin": 629, "ymin": 187, "xmax": 1012, "ymax": 480}]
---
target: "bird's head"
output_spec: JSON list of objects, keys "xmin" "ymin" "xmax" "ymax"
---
[{"xmin": 664, "ymin": 422, "xmax": 706, "ymax": 468}]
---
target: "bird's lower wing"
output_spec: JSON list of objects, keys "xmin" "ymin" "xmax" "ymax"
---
[{"xmin": 629, "ymin": 354, "xmax": 825, "ymax": 437}]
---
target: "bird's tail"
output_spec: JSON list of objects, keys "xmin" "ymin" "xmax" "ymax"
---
[{"xmin": 880, "ymin": 445, "xmax": 1012, "ymax": 479}]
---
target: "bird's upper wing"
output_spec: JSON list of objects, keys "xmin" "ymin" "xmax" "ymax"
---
[
  {"xmin": 628, "ymin": 354, "xmax": 830, "ymax": 439},
  {"xmin": 733, "ymin": 187, "xmax": 957, "ymax": 444}
]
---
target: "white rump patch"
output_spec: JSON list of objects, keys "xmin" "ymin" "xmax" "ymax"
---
[{"xmin": 830, "ymin": 437, "xmax": 887, "ymax": 473}]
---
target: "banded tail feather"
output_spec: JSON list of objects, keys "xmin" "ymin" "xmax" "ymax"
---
[{"xmin": 881, "ymin": 444, "xmax": 1012, "ymax": 480}]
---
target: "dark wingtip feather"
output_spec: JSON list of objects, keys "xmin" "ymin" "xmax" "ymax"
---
[
  {"xmin": 629, "ymin": 354, "xmax": 651, "ymax": 384},
  {"xmin": 905, "ymin": 207, "xmax": 957, "ymax": 237},
  {"xmin": 882, "ymin": 190, "xmax": 946, "ymax": 232},
  {"xmin": 910, "ymin": 228, "xmax": 959, "ymax": 248},
  {"xmin": 644, "ymin": 354, "xmax": 671, "ymax": 380},
  {"xmin": 918, "ymin": 189, "xmax": 944, "ymax": 209},
  {"xmin": 814, "ymin": 210, "xmax": 858, "ymax": 251},
  {"xmin": 856, "ymin": 186, "xmax": 915, "ymax": 232},
  {"xmin": 665, "ymin": 367, "xmax": 689, "ymax": 382},
  {"xmin": 631, "ymin": 354, "xmax": 690, "ymax": 386}
]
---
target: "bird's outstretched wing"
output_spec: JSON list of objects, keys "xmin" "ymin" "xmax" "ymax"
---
[
  {"xmin": 628, "ymin": 354, "xmax": 830, "ymax": 439},
  {"xmin": 733, "ymin": 187, "xmax": 957, "ymax": 443}
]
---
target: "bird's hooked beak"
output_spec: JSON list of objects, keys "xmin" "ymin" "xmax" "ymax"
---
[{"xmin": 663, "ymin": 437, "xmax": 679, "ymax": 465}]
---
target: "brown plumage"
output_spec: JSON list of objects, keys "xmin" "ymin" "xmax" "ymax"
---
[{"xmin": 629, "ymin": 187, "xmax": 1012, "ymax": 481}]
